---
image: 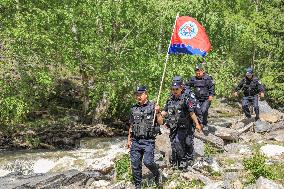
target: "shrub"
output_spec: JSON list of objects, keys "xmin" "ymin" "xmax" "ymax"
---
[
  {"xmin": 114, "ymin": 153, "xmax": 132, "ymax": 181},
  {"xmin": 243, "ymin": 150, "xmax": 274, "ymax": 183}
]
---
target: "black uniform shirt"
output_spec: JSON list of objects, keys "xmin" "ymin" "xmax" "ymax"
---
[
  {"xmin": 235, "ymin": 76, "xmax": 264, "ymax": 96},
  {"xmin": 187, "ymin": 74, "xmax": 215, "ymax": 98}
]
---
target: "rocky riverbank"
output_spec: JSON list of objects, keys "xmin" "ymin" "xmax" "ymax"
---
[
  {"xmin": 0, "ymin": 121, "xmax": 127, "ymax": 151},
  {"xmin": 1, "ymin": 99, "xmax": 284, "ymax": 189}
]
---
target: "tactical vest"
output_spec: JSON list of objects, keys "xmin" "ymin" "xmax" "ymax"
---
[
  {"xmin": 131, "ymin": 102, "xmax": 160, "ymax": 138},
  {"xmin": 192, "ymin": 77, "xmax": 209, "ymax": 99},
  {"xmin": 243, "ymin": 78, "xmax": 259, "ymax": 96},
  {"xmin": 166, "ymin": 97, "xmax": 191, "ymax": 131}
]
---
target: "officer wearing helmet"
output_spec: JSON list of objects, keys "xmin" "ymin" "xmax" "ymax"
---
[
  {"xmin": 186, "ymin": 64, "xmax": 215, "ymax": 133},
  {"xmin": 127, "ymin": 86, "xmax": 163, "ymax": 189},
  {"xmin": 234, "ymin": 67, "xmax": 265, "ymax": 120},
  {"xmin": 161, "ymin": 76, "xmax": 202, "ymax": 170}
]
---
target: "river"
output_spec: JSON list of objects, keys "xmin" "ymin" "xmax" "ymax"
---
[{"xmin": 0, "ymin": 137, "xmax": 127, "ymax": 178}]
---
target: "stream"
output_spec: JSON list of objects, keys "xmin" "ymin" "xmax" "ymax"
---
[{"xmin": 0, "ymin": 137, "xmax": 127, "ymax": 178}]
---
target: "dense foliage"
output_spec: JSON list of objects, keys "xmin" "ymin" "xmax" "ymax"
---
[{"xmin": 0, "ymin": 0, "xmax": 283, "ymax": 126}]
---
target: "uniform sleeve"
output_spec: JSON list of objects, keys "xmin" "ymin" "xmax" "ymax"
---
[
  {"xmin": 207, "ymin": 76, "xmax": 215, "ymax": 96},
  {"xmin": 235, "ymin": 79, "xmax": 245, "ymax": 92},
  {"xmin": 257, "ymin": 80, "xmax": 265, "ymax": 93},
  {"xmin": 129, "ymin": 108, "xmax": 134, "ymax": 125}
]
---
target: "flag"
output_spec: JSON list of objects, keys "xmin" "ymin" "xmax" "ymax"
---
[{"xmin": 168, "ymin": 16, "xmax": 211, "ymax": 57}]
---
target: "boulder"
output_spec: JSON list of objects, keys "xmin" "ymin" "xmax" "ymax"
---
[
  {"xmin": 194, "ymin": 138, "xmax": 205, "ymax": 157},
  {"xmin": 240, "ymin": 131, "xmax": 262, "ymax": 143},
  {"xmin": 0, "ymin": 169, "xmax": 109, "ymax": 189},
  {"xmin": 212, "ymin": 126, "xmax": 239, "ymax": 141},
  {"xmin": 255, "ymin": 176, "xmax": 284, "ymax": 189},
  {"xmin": 237, "ymin": 122, "xmax": 254, "ymax": 134},
  {"xmin": 270, "ymin": 121, "xmax": 284, "ymax": 131},
  {"xmin": 260, "ymin": 144, "xmax": 284, "ymax": 157},
  {"xmin": 193, "ymin": 157, "xmax": 222, "ymax": 174},
  {"xmin": 194, "ymin": 132, "xmax": 224, "ymax": 149},
  {"xmin": 254, "ymin": 120, "xmax": 271, "ymax": 133},
  {"xmin": 224, "ymin": 143, "xmax": 252, "ymax": 155},
  {"xmin": 260, "ymin": 113, "xmax": 279, "ymax": 123},
  {"xmin": 265, "ymin": 129, "xmax": 284, "ymax": 142}
]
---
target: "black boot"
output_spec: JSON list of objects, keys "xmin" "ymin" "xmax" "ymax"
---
[{"xmin": 154, "ymin": 171, "xmax": 162, "ymax": 188}]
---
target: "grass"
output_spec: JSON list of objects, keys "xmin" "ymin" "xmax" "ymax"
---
[{"xmin": 204, "ymin": 143, "xmax": 219, "ymax": 157}]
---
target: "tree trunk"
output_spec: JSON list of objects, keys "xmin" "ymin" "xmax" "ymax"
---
[{"xmin": 71, "ymin": 22, "xmax": 89, "ymax": 122}]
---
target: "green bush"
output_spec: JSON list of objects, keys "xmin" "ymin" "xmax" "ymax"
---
[
  {"xmin": 243, "ymin": 150, "xmax": 274, "ymax": 183},
  {"xmin": 114, "ymin": 153, "xmax": 132, "ymax": 181}
]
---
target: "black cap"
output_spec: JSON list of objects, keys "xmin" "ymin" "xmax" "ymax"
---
[
  {"xmin": 135, "ymin": 86, "xmax": 147, "ymax": 94},
  {"xmin": 195, "ymin": 64, "xmax": 203, "ymax": 71},
  {"xmin": 171, "ymin": 81, "xmax": 182, "ymax": 89},
  {"xmin": 172, "ymin": 76, "xmax": 183, "ymax": 83},
  {"xmin": 246, "ymin": 67, "xmax": 253, "ymax": 75}
]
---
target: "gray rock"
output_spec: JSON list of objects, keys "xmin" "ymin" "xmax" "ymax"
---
[
  {"xmin": 240, "ymin": 131, "xmax": 262, "ymax": 142},
  {"xmin": 260, "ymin": 144, "xmax": 284, "ymax": 157},
  {"xmin": 255, "ymin": 120, "xmax": 271, "ymax": 133},
  {"xmin": 224, "ymin": 143, "xmax": 251, "ymax": 155},
  {"xmin": 212, "ymin": 126, "xmax": 239, "ymax": 141},
  {"xmin": 193, "ymin": 157, "xmax": 222, "ymax": 174},
  {"xmin": 270, "ymin": 121, "xmax": 284, "ymax": 131},
  {"xmin": 194, "ymin": 132, "xmax": 224, "ymax": 149},
  {"xmin": 108, "ymin": 181, "xmax": 126, "ymax": 189},
  {"xmin": 238, "ymin": 122, "xmax": 254, "ymax": 134},
  {"xmin": 231, "ymin": 121, "xmax": 245, "ymax": 130},
  {"xmin": 265, "ymin": 129, "xmax": 284, "ymax": 142},
  {"xmin": 182, "ymin": 170, "xmax": 213, "ymax": 185},
  {"xmin": 255, "ymin": 176, "xmax": 284, "ymax": 189},
  {"xmin": 194, "ymin": 138, "xmax": 205, "ymax": 157},
  {"xmin": 0, "ymin": 169, "xmax": 108, "ymax": 189},
  {"xmin": 203, "ymin": 181, "xmax": 224, "ymax": 189},
  {"xmin": 259, "ymin": 101, "xmax": 274, "ymax": 114}
]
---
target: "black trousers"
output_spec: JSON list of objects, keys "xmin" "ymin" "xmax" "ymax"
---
[
  {"xmin": 170, "ymin": 128, "xmax": 194, "ymax": 167},
  {"xmin": 130, "ymin": 138, "xmax": 159, "ymax": 187},
  {"xmin": 196, "ymin": 99, "xmax": 211, "ymax": 126},
  {"xmin": 242, "ymin": 95, "xmax": 259, "ymax": 119}
]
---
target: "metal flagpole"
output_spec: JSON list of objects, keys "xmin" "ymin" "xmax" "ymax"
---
[{"xmin": 153, "ymin": 13, "xmax": 179, "ymax": 125}]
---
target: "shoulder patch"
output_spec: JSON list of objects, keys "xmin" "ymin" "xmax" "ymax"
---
[{"xmin": 188, "ymin": 100, "xmax": 193, "ymax": 108}]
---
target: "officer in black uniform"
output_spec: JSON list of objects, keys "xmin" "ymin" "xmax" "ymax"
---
[
  {"xmin": 127, "ymin": 86, "xmax": 163, "ymax": 189},
  {"xmin": 186, "ymin": 64, "xmax": 215, "ymax": 132},
  {"xmin": 234, "ymin": 67, "xmax": 264, "ymax": 120},
  {"xmin": 161, "ymin": 77, "xmax": 202, "ymax": 170}
]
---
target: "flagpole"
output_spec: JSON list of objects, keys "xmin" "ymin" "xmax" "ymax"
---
[{"xmin": 153, "ymin": 13, "xmax": 179, "ymax": 125}]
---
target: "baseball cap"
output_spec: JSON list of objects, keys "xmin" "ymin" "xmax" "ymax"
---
[{"xmin": 135, "ymin": 86, "xmax": 147, "ymax": 94}]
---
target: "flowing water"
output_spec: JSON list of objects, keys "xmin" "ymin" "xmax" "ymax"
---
[{"xmin": 0, "ymin": 137, "xmax": 127, "ymax": 177}]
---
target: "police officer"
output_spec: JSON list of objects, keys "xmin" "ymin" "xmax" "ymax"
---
[
  {"xmin": 161, "ymin": 77, "xmax": 202, "ymax": 170},
  {"xmin": 186, "ymin": 64, "xmax": 215, "ymax": 132},
  {"xmin": 127, "ymin": 86, "xmax": 163, "ymax": 189},
  {"xmin": 234, "ymin": 67, "xmax": 264, "ymax": 120}
]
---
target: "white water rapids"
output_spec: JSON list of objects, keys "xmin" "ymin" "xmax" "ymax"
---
[{"xmin": 0, "ymin": 137, "xmax": 127, "ymax": 177}]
